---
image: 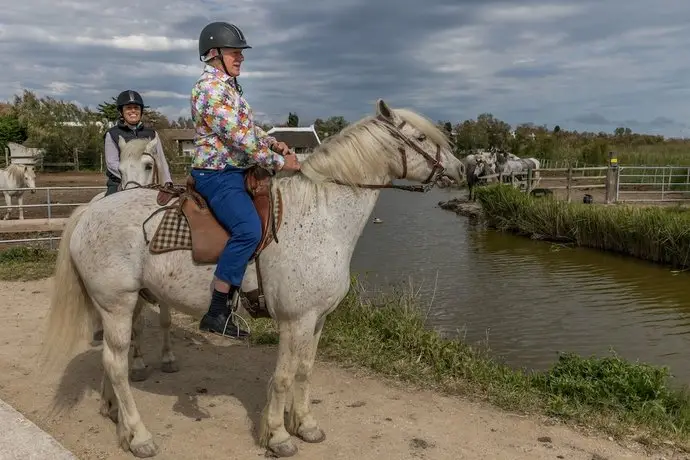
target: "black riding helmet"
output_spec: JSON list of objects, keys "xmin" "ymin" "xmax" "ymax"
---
[
  {"xmin": 198, "ymin": 22, "xmax": 251, "ymax": 58},
  {"xmin": 116, "ymin": 90, "xmax": 145, "ymax": 111},
  {"xmin": 198, "ymin": 22, "xmax": 250, "ymax": 94}
]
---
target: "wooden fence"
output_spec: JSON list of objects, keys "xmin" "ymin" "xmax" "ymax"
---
[{"xmin": 479, "ymin": 165, "xmax": 617, "ymax": 203}]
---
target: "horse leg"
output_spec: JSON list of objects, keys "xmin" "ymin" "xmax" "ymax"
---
[
  {"xmin": 286, "ymin": 316, "xmax": 327, "ymax": 444},
  {"xmin": 17, "ymin": 194, "xmax": 24, "ymax": 220},
  {"xmin": 2, "ymin": 192, "xmax": 10, "ymax": 220},
  {"xmin": 259, "ymin": 319, "xmax": 304, "ymax": 457},
  {"xmin": 129, "ymin": 298, "xmax": 149, "ymax": 382},
  {"xmin": 158, "ymin": 303, "xmax": 179, "ymax": 374},
  {"xmin": 99, "ymin": 294, "xmax": 158, "ymax": 458},
  {"xmin": 100, "ymin": 368, "xmax": 119, "ymax": 423}
]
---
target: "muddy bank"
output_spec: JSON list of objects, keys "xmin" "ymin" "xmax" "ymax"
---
[{"xmin": 438, "ymin": 197, "xmax": 483, "ymax": 218}]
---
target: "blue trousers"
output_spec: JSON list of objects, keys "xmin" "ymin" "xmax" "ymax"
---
[{"xmin": 190, "ymin": 166, "xmax": 261, "ymax": 286}]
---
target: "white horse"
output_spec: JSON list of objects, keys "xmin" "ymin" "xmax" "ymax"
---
[
  {"xmin": 460, "ymin": 150, "xmax": 498, "ymax": 200},
  {"xmin": 89, "ymin": 134, "xmax": 166, "ymax": 204},
  {"xmin": 0, "ymin": 163, "xmax": 37, "ymax": 220},
  {"xmin": 87, "ymin": 134, "xmax": 173, "ymax": 360},
  {"xmin": 39, "ymin": 99, "xmax": 464, "ymax": 458},
  {"xmin": 495, "ymin": 152, "xmax": 541, "ymax": 189},
  {"xmin": 462, "ymin": 153, "xmax": 496, "ymax": 201}
]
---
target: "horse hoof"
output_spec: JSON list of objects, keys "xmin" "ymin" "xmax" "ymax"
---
[
  {"xmin": 130, "ymin": 368, "xmax": 148, "ymax": 382},
  {"xmin": 269, "ymin": 439, "xmax": 298, "ymax": 457},
  {"xmin": 297, "ymin": 426, "xmax": 326, "ymax": 443},
  {"xmin": 161, "ymin": 361, "xmax": 179, "ymax": 373},
  {"xmin": 130, "ymin": 439, "xmax": 159, "ymax": 458}
]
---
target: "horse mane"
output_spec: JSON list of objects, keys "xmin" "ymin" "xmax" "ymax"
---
[
  {"xmin": 274, "ymin": 108, "xmax": 449, "ymax": 209},
  {"xmin": 4, "ymin": 163, "xmax": 30, "ymax": 185}
]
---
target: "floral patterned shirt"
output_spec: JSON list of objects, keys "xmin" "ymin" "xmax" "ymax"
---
[{"xmin": 190, "ymin": 65, "xmax": 285, "ymax": 171}]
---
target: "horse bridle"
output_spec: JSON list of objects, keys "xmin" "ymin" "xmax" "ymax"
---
[
  {"xmin": 331, "ymin": 114, "xmax": 447, "ymax": 193},
  {"xmin": 119, "ymin": 152, "xmax": 160, "ymax": 191}
]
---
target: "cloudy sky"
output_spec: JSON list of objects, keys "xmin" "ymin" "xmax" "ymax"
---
[{"xmin": 2, "ymin": 0, "xmax": 689, "ymax": 136}]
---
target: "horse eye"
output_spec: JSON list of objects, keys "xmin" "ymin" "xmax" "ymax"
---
[
  {"xmin": 417, "ymin": 134, "xmax": 426, "ymax": 141},
  {"xmin": 145, "ymin": 164, "xmax": 153, "ymax": 170}
]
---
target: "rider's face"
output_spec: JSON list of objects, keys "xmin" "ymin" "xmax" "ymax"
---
[
  {"xmin": 220, "ymin": 48, "xmax": 244, "ymax": 77},
  {"xmin": 122, "ymin": 104, "xmax": 142, "ymax": 125}
]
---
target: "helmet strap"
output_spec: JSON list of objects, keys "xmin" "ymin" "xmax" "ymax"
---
[{"xmin": 215, "ymin": 47, "xmax": 243, "ymax": 96}]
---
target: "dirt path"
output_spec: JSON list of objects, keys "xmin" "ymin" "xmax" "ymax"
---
[{"xmin": 0, "ymin": 278, "xmax": 675, "ymax": 459}]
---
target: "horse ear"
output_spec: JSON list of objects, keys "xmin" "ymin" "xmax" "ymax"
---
[
  {"xmin": 118, "ymin": 135, "xmax": 127, "ymax": 151},
  {"xmin": 146, "ymin": 135, "xmax": 159, "ymax": 153},
  {"xmin": 375, "ymin": 99, "xmax": 393, "ymax": 121}
]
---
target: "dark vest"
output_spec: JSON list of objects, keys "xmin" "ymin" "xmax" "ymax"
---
[{"xmin": 105, "ymin": 121, "xmax": 157, "ymax": 182}]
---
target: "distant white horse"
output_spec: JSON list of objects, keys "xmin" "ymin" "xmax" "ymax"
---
[
  {"xmin": 0, "ymin": 163, "xmax": 37, "ymax": 220},
  {"xmin": 495, "ymin": 152, "xmax": 541, "ymax": 189},
  {"xmin": 461, "ymin": 150, "xmax": 497, "ymax": 200},
  {"xmin": 40, "ymin": 99, "xmax": 464, "ymax": 458}
]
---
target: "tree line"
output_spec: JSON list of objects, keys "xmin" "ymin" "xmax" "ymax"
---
[{"xmin": 1, "ymin": 90, "xmax": 687, "ymax": 171}]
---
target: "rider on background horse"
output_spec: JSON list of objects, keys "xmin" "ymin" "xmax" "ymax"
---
[
  {"xmin": 191, "ymin": 21, "xmax": 301, "ymax": 339},
  {"xmin": 104, "ymin": 90, "xmax": 173, "ymax": 196}
]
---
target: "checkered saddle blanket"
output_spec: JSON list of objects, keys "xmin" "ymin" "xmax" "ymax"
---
[{"xmin": 149, "ymin": 206, "xmax": 193, "ymax": 253}]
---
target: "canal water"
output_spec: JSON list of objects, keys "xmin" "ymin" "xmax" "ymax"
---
[{"xmin": 351, "ymin": 186, "xmax": 690, "ymax": 383}]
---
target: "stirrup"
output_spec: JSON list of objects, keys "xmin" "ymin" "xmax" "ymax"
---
[{"xmin": 222, "ymin": 290, "xmax": 250, "ymax": 338}]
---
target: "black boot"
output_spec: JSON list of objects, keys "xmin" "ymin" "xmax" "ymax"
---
[{"xmin": 199, "ymin": 288, "xmax": 249, "ymax": 339}]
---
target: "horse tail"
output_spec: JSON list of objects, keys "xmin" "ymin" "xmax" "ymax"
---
[{"xmin": 39, "ymin": 205, "xmax": 95, "ymax": 372}]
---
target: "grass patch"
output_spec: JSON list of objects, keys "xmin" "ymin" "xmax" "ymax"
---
[
  {"xmin": 0, "ymin": 246, "xmax": 56, "ymax": 281},
  {"xmin": 474, "ymin": 184, "xmax": 690, "ymax": 268},
  {"xmin": 248, "ymin": 277, "xmax": 690, "ymax": 446}
]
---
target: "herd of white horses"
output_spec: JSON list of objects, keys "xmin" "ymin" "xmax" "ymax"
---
[
  {"xmin": 0, "ymin": 104, "xmax": 546, "ymax": 458},
  {"xmin": 459, "ymin": 147, "xmax": 541, "ymax": 200}
]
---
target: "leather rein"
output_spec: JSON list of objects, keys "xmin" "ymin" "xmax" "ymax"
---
[{"xmin": 329, "ymin": 114, "xmax": 447, "ymax": 193}]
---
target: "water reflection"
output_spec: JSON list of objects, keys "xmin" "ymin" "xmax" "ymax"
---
[{"xmin": 351, "ymin": 188, "xmax": 690, "ymax": 383}]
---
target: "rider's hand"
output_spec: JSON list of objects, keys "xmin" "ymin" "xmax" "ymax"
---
[
  {"xmin": 279, "ymin": 153, "xmax": 301, "ymax": 172},
  {"xmin": 271, "ymin": 140, "xmax": 291, "ymax": 156}
]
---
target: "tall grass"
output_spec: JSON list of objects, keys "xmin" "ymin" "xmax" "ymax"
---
[{"xmin": 475, "ymin": 185, "xmax": 690, "ymax": 268}]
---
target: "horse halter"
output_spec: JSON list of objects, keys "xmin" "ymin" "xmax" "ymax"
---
[
  {"xmin": 374, "ymin": 114, "xmax": 446, "ymax": 186},
  {"xmin": 119, "ymin": 152, "xmax": 160, "ymax": 191}
]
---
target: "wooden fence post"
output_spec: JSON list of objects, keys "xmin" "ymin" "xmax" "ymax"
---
[
  {"xmin": 605, "ymin": 164, "xmax": 616, "ymax": 204},
  {"xmin": 566, "ymin": 167, "xmax": 572, "ymax": 202}
]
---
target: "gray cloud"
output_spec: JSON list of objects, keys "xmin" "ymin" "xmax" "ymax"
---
[{"xmin": 1, "ymin": 0, "xmax": 690, "ymax": 136}]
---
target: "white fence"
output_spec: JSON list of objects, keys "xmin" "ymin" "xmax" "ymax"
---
[
  {"xmin": 615, "ymin": 166, "xmax": 690, "ymax": 202},
  {"xmin": 480, "ymin": 164, "xmax": 690, "ymax": 204},
  {"xmin": 0, "ymin": 185, "xmax": 105, "ymax": 247}
]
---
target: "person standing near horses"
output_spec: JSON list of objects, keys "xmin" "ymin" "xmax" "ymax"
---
[
  {"xmin": 191, "ymin": 21, "xmax": 301, "ymax": 339},
  {"xmin": 104, "ymin": 90, "xmax": 173, "ymax": 196}
]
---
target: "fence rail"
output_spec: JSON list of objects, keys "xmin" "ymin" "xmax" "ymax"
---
[
  {"xmin": 615, "ymin": 166, "xmax": 690, "ymax": 202},
  {"xmin": 478, "ymin": 165, "xmax": 615, "ymax": 203},
  {"xmin": 0, "ymin": 185, "xmax": 104, "ymax": 247}
]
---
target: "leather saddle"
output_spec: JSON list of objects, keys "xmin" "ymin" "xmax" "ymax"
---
[{"xmin": 155, "ymin": 166, "xmax": 283, "ymax": 264}]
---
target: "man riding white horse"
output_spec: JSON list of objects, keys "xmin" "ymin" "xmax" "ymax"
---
[{"xmin": 191, "ymin": 21, "xmax": 301, "ymax": 339}]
